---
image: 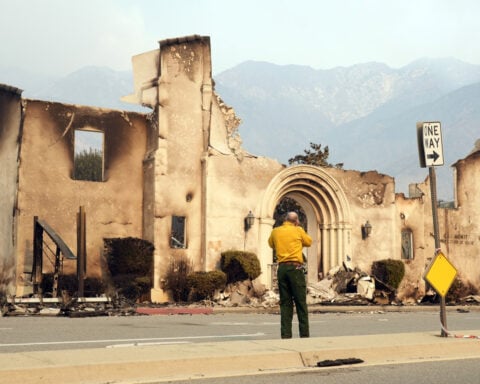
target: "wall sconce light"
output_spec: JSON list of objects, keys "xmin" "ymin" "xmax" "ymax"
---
[
  {"xmin": 362, "ymin": 220, "xmax": 372, "ymax": 240},
  {"xmin": 244, "ymin": 211, "xmax": 255, "ymax": 231}
]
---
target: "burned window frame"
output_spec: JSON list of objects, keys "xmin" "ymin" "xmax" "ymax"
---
[
  {"xmin": 401, "ymin": 229, "xmax": 414, "ymax": 260},
  {"xmin": 73, "ymin": 128, "xmax": 105, "ymax": 182},
  {"xmin": 170, "ymin": 216, "xmax": 187, "ymax": 249}
]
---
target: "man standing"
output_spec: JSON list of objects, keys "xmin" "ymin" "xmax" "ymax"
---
[{"xmin": 268, "ymin": 211, "xmax": 312, "ymax": 339}]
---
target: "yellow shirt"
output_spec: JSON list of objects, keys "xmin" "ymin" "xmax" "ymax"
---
[{"xmin": 268, "ymin": 221, "xmax": 312, "ymax": 263}]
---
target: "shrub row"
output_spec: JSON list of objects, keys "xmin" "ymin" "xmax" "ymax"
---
[
  {"xmin": 39, "ymin": 242, "xmax": 261, "ymax": 304},
  {"xmin": 163, "ymin": 250, "xmax": 261, "ymax": 302}
]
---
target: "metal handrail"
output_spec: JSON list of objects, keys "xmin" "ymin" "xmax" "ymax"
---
[
  {"xmin": 32, "ymin": 217, "xmax": 77, "ymax": 297},
  {"xmin": 36, "ymin": 219, "xmax": 76, "ymax": 260}
]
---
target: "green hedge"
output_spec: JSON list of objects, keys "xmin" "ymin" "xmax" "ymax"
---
[
  {"xmin": 104, "ymin": 237, "xmax": 154, "ymax": 276},
  {"xmin": 220, "ymin": 250, "xmax": 261, "ymax": 284},
  {"xmin": 187, "ymin": 270, "xmax": 227, "ymax": 300},
  {"xmin": 371, "ymin": 259, "xmax": 405, "ymax": 289},
  {"xmin": 104, "ymin": 237, "xmax": 154, "ymax": 301}
]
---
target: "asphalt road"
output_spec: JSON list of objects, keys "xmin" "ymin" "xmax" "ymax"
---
[
  {"xmin": 168, "ymin": 358, "xmax": 480, "ymax": 384},
  {"xmin": 2, "ymin": 308, "xmax": 480, "ymax": 384},
  {"xmin": 1, "ymin": 309, "xmax": 480, "ymax": 353}
]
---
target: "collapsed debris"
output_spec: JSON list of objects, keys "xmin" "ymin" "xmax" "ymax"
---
[
  {"xmin": 458, "ymin": 295, "xmax": 480, "ymax": 304},
  {"xmin": 213, "ymin": 261, "xmax": 399, "ymax": 308},
  {"xmin": 3, "ymin": 263, "xmax": 479, "ymax": 317},
  {"xmin": 306, "ymin": 263, "xmax": 399, "ymax": 306},
  {"xmin": 1, "ymin": 295, "xmax": 137, "ymax": 317}
]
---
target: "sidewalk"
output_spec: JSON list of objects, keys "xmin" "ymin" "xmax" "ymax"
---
[{"xmin": 2, "ymin": 329, "xmax": 480, "ymax": 384}]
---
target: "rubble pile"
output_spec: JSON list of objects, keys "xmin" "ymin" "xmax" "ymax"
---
[
  {"xmin": 307, "ymin": 265, "xmax": 398, "ymax": 306},
  {"xmin": 458, "ymin": 295, "xmax": 480, "ymax": 304},
  {"xmin": 210, "ymin": 262, "xmax": 397, "ymax": 308}
]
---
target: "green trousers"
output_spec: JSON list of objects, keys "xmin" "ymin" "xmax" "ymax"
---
[{"xmin": 277, "ymin": 263, "xmax": 309, "ymax": 338}]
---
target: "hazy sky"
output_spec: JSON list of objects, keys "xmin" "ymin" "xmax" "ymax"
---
[{"xmin": 2, "ymin": 0, "xmax": 479, "ymax": 76}]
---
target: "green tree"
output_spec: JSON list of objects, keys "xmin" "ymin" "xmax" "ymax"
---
[
  {"xmin": 74, "ymin": 148, "xmax": 103, "ymax": 181},
  {"xmin": 288, "ymin": 142, "xmax": 343, "ymax": 168},
  {"xmin": 273, "ymin": 197, "xmax": 306, "ymax": 228}
]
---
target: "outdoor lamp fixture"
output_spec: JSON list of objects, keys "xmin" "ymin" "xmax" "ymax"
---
[
  {"xmin": 362, "ymin": 220, "xmax": 372, "ymax": 240},
  {"xmin": 244, "ymin": 211, "xmax": 255, "ymax": 231}
]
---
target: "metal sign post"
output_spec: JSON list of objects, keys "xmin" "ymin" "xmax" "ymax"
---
[
  {"xmin": 428, "ymin": 166, "xmax": 448, "ymax": 336},
  {"xmin": 417, "ymin": 121, "xmax": 449, "ymax": 337}
]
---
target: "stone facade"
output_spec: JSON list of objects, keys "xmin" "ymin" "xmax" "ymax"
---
[{"xmin": 1, "ymin": 35, "xmax": 479, "ymax": 302}]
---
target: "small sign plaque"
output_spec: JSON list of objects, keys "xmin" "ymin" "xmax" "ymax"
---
[{"xmin": 417, "ymin": 121, "xmax": 444, "ymax": 168}]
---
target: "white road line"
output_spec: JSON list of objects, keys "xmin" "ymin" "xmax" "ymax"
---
[
  {"xmin": 211, "ymin": 321, "xmax": 326, "ymax": 326},
  {"xmin": 107, "ymin": 341, "xmax": 190, "ymax": 348},
  {"xmin": 0, "ymin": 332, "xmax": 265, "ymax": 348}
]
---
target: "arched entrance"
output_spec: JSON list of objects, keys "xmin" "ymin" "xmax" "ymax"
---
[{"xmin": 257, "ymin": 165, "xmax": 352, "ymax": 287}]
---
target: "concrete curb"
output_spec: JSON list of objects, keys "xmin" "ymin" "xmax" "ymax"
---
[
  {"xmin": 135, "ymin": 304, "xmax": 480, "ymax": 316},
  {"xmin": 2, "ymin": 331, "xmax": 480, "ymax": 384},
  {"xmin": 136, "ymin": 307, "xmax": 214, "ymax": 315}
]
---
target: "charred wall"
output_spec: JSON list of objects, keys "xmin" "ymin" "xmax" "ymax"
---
[
  {"xmin": 442, "ymin": 151, "xmax": 480, "ymax": 288},
  {"xmin": 150, "ymin": 36, "xmax": 212, "ymax": 301},
  {"xmin": 328, "ymin": 168, "xmax": 397, "ymax": 272},
  {"xmin": 0, "ymin": 85, "xmax": 23, "ymax": 296},
  {"xmin": 14, "ymin": 100, "xmax": 149, "ymax": 293}
]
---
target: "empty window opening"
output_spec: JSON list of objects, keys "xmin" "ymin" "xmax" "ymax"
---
[
  {"xmin": 170, "ymin": 216, "xmax": 187, "ymax": 248},
  {"xmin": 74, "ymin": 129, "xmax": 104, "ymax": 182}
]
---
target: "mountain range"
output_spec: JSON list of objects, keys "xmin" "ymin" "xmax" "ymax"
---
[
  {"xmin": 215, "ymin": 58, "xmax": 480, "ymax": 201},
  {"xmin": 2, "ymin": 58, "xmax": 480, "ymax": 200}
]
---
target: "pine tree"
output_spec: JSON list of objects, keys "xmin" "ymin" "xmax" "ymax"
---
[
  {"xmin": 288, "ymin": 142, "xmax": 343, "ymax": 168},
  {"xmin": 74, "ymin": 148, "xmax": 103, "ymax": 181}
]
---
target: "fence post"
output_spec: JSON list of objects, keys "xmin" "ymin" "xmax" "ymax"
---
[
  {"xmin": 53, "ymin": 247, "xmax": 61, "ymax": 298},
  {"xmin": 77, "ymin": 206, "xmax": 86, "ymax": 297},
  {"xmin": 32, "ymin": 216, "xmax": 44, "ymax": 295}
]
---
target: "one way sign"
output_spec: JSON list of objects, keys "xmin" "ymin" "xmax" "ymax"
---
[{"xmin": 417, "ymin": 121, "xmax": 444, "ymax": 168}]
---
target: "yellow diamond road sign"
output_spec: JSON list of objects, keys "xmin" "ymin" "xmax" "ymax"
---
[{"xmin": 423, "ymin": 252, "xmax": 457, "ymax": 297}]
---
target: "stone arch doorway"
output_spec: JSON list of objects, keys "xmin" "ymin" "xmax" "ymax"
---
[{"xmin": 258, "ymin": 165, "xmax": 352, "ymax": 287}]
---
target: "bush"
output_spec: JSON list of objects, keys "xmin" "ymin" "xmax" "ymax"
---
[
  {"xmin": 446, "ymin": 275, "xmax": 478, "ymax": 303},
  {"xmin": 104, "ymin": 237, "xmax": 154, "ymax": 302},
  {"xmin": 220, "ymin": 250, "xmax": 261, "ymax": 284},
  {"xmin": 104, "ymin": 237, "xmax": 154, "ymax": 276},
  {"xmin": 371, "ymin": 259, "xmax": 405, "ymax": 289},
  {"xmin": 0, "ymin": 264, "xmax": 14, "ymax": 302},
  {"xmin": 187, "ymin": 270, "xmax": 227, "ymax": 301},
  {"xmin": 112, "ymin": 274, "xmax": 151, "ymax": 301},
  {"xmin": 163, "ymin": 256, "xmax": 193, "ymax": 302}
]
